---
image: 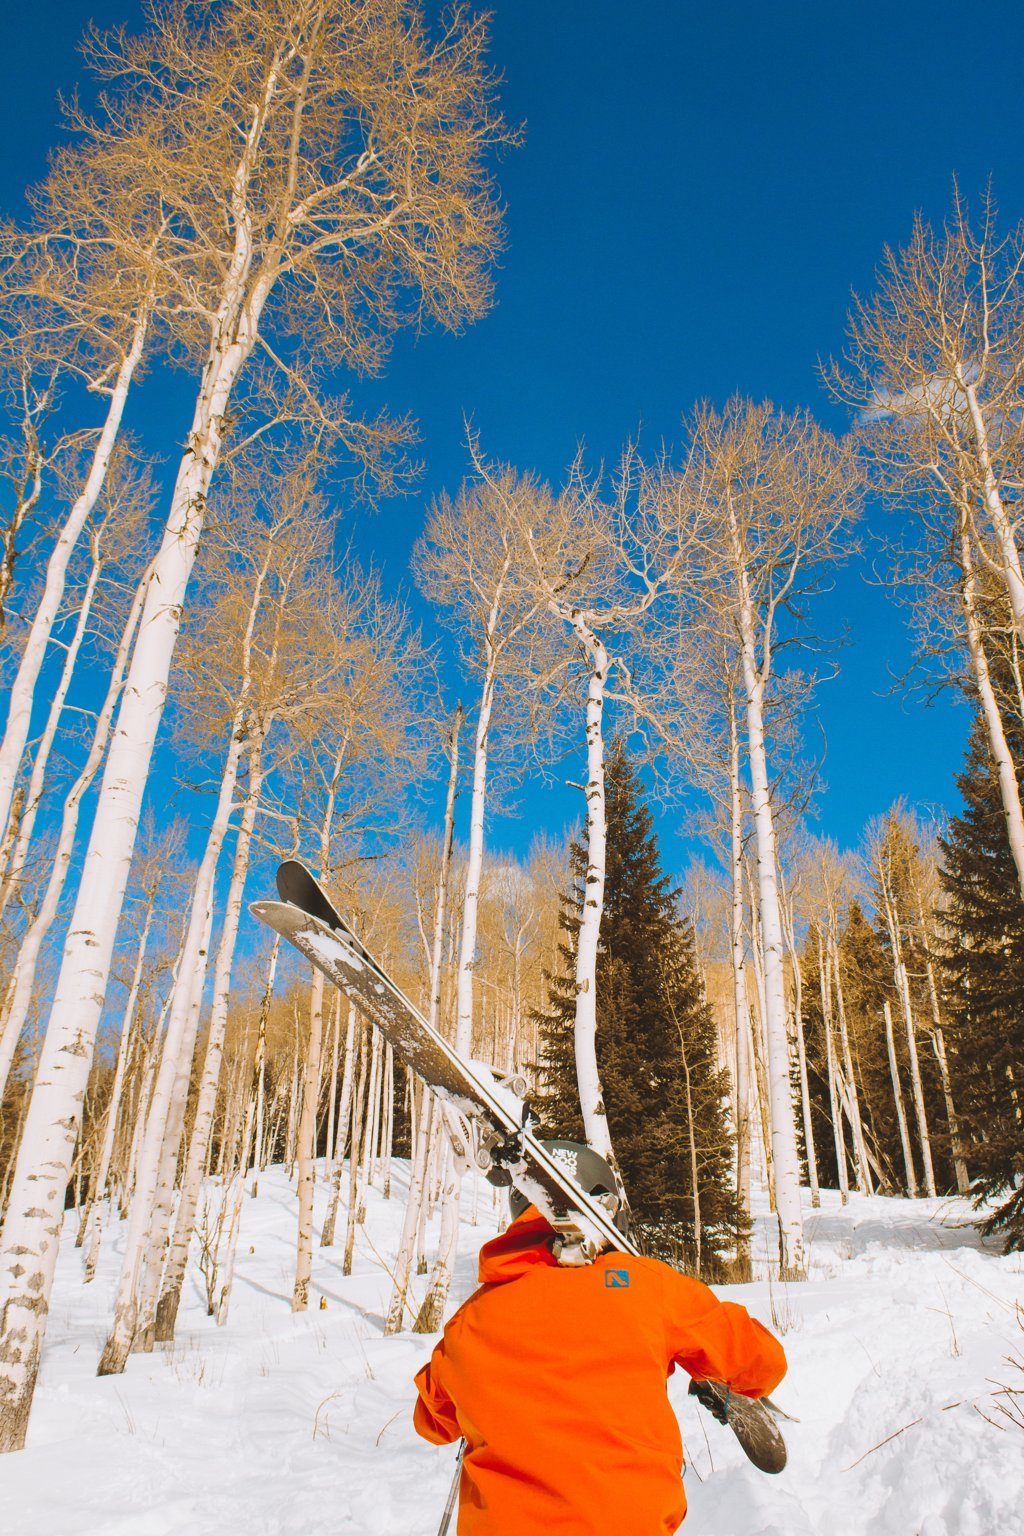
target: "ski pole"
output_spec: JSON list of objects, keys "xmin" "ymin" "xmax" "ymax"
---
[{"xmin": 436, "ymin": 1440, "xmax": 465, "ymax": 1536}]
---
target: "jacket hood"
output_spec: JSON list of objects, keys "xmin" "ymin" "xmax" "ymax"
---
[{"xmin": 478, "ymin": 1207, "xmax": 558, "ymax": 1284}]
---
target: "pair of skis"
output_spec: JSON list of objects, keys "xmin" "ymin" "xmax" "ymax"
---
[{"xmin": 252, "ymin": 861, "xmax": 787, "ymax": 1476}]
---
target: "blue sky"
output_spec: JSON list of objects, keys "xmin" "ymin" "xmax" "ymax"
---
[{"xmin": 4, "ymin": 1, "xmax": 1023, "ymax": 876}]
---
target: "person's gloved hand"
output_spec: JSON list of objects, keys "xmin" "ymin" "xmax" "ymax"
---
[{"xmin": 688, "ymin": 1378, "xmax": 731, "ymax": 1425}]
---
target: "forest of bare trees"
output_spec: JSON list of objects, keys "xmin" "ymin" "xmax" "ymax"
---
[{"xmin": 0, "ymin": 0, "xmax": 1020, "ymax": 1461}]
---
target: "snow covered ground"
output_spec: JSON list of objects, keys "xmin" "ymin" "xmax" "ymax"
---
[{"xmin": 2, "ymin": 1166, "xmax": 1022, "ymax": 1536}]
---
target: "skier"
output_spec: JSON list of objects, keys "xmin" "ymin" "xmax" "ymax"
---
[{"xmin": 413, "ymin": 1140, "xmax": 787, "ymax": 1536}]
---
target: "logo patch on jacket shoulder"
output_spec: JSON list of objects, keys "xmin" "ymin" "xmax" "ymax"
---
[{"xmin": 605, "ymin": 1269, "xmax": 630, "ymax": 1288}]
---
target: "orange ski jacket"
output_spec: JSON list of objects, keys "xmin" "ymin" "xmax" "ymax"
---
[{"xmin": 413, "ymin": 1208, "xmax": 786, "ymax": 1536}]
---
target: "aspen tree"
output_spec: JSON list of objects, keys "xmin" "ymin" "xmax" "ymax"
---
[
  {"xmin": 883, "ymin": 1000, "xmax": 918, "ymax": 1195},
  {"xmin": 380, "ymin": 1044, "xmax": 395, "ymax": 1197},
  {"xmin": 816, "ymin": 923, "xmax": 849, "ymax": 1202},
  {"xmin": 82, "ymin": 824, "xmax": 185, "ymax": 1283},
  {"xmin": 414, "ymin": 474, "xmax": 553, "ymax": 1061},
  {"xmin": 412, "ymin": 471, "xmax": 551, "ymax": 1320},
  {"xmin": 0, "ymin": 453, "xmax": 154, "ymax": 919},
  {"xmin": 868, "ymin": 812, "xmax": 937, "ymax": 1197},
  {"xmin": 105, "ymin": 486, "xmax": 351, "ymax": 1363},
  {"xmin": 153, "ymin": 752, "xmax": 268, "ymax": 1339},
  {"xmin": 343, "ymin": 1029, "xmax": 369, "ymax": 1278},
  {"xmin": 293, "ymin": 861, "xmax": 338, "ymax": 1308},
  {"xmin": 727, "ymin": 696, "xmax": 755, "ymax": 1271},
  {"xmin": 836, "ymin": 194, "xmax": 1024, "ymax": 898},
  {"xmin": 217, "ymin": 945, "xmax": 277, "ymax": 1329},
  {"xmin": 0, "ymin": 350, "xmax": 61, "ymax": 634},
  {"xmin": 98, "ymin": 500, "xmax": 313, "ymax": 1373},
  {"xmin": 125, "ymin": 896, "xmax": 216, "ymax": 1358},
  {"xmin": 838, "ymin": 192, "xmax": 1024, "ymax": 646},
  {"xmin": 955, "ymin": 505, "xmax": 1024, "ymax": 900},
  {"xmin": 0, "ymin": 0, "xmax": 504, "ymax": 1448},
  {"xmin": 908, "ymin": 830, "xmax": 970, "ymax": 1195},
  {"xmin": 778, "ymin": 862, "xmax": 819, "ymax": 1209},
  {"xmin": 803, "ymin": 839, "xmax": 872, "ymax": 1194},
  {"xmin": 655, "ymin": 656, "xmax": 763, "ymax": 1260},
  {"xmin": 287, "ymin": 577, "xmax": 430, "ymax": 1308},
  {"xmin": 322, "ymin": 995, "xmax": 341, "ymax": 1187},
  {"xmin": 0, "ymin": 217, "xmax": 161, "ymax": 855},
  {"xmin": 0, "ymin": 553, "xmax": 153, "ymax": 1102},
  {"xmin": 678, "ymin": 400, "xmax": 862, "ymax": 1277},
  {"xmin": 490, "ymin": 864, "xmax": 538, "ymax": 1076},
  {"xmin": 513, "ymin": 453, "xmax": 687, "ymax": 1169},
  {"xmin": 386, "ymin": 712, "xmax": 461, "ymax": 1334},
  {"xmin": 743, "ymin": 878, "xmax": 776, "ymax": 1209},
  {"xmin": 320, "ymin": 1002, "xmax": 357, "ymax": 1248}
]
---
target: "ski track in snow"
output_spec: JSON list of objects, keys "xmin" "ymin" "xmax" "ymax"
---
[{"xmin": 3, "ymin": 1169, "xmax": 1022, "ymax": 1536}]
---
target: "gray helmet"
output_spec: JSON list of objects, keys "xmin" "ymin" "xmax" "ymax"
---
[{"xmin": 510, "ymin": 1139, "xmax": 628, "ymax": 1234}]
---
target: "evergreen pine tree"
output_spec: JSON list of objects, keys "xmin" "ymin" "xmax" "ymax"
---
[
  {"xmin": 940, "ymin": 711, "xmax": 1024, "ymax": 1250},
  {"xmin": 535, "ymin": 741, "xmax": 742, "ymax": 1275}
]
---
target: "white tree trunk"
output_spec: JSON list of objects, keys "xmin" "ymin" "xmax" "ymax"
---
[
  {"xmin": 778, "ymin": 867, "xmax": 819, "ymax": 1208},
  {"xmin": 215, "ymin": 1087, "xmax": 258, "ymax": 1330},
  {"xmin": 455, "ymin": 678, "xmax": 495, "ymax": 1055},
  {"xmin": 97, "ymin": 718, "xmax": 247, "ymax": 1376},
  {"xmin": 342, "ymin": 1031, "xmax": 369, "ymax": 1277},
  {"xmin": 727, "ymin": 699, "xmax": 753, "ymax": 1271},
  {"xmin": 878, "ymin": 874, "xmax": 937, "ymax": 1199},
  {"xmin": 124, "ymin": 1017, "xmax": 164, "ymax": 1213},
  {"xmin": 292, "ymin": 970, "xmax": 326, "ymax": 1312},
  {"xmin": 428, "ymin": 687, "xmax": 492, "ymax": 1325},
  {"xmin": 958, "ymin": 511, "xmax": 1024, "ymax": 901},
  {"xmin": 323, "ymin": 995, "xmax": 341, "ymax": 1187},
  {"xmin": 380, "ymin": 1044, "xmax": 394, "ymax": 1198},
  {"xmin": 883, "ymin": 1000, "xmax": 917, "ymax": 1195},
  {"xmin": 384, "ymin": 1082, "xmax": 433, "ymax": 1334},
  {"xmin": 737, "ymin": 655, "xmax": 804, "ymax": 1270},
  {"xmin": 963, "ymin": 384, "xmax": 1024, "ymax": 645},
  {"xmin": 829, "ymin": 928, "xmax": 872, "ymax": 1194},
  {"xmin": 254, "ymin": 943, "xmax": 281, "ymax": 1189},
  {"xmin": 361, "ymin": 1031, "xmax": 383, "ymax": 1194},
  {"xmin": 0, "ymin": 545, "xmax": 104, "ymax": 916},
  {"xmin": 83, "ymin": 899, "xmax": 154, "ymax": 1284},
  {"xmin": 320, "ymin": 1002, "xmax": 357, "ymax": 1248},
  {"xmin": 897, "ymin": 959, "xmax": 936, "ymax": 1198},
  {"xmin": 746, "ymin": 1004, "xmax": 775, "ymax": 1207},
  {"xmin": 285, "ymin": 1033, "xmax": 300, "ymax": 1178},
  {"xmin": 817, "ymin": 927, "xmax": 848, "ymax": 1202},
  {"xmin": 912, "ymin": 868, "xmax": 970, "ymax": 1196},
  {"xmin": 134, "ymin": 896, "xmax": 216, "ymax": 1352},
  {"xmin": 0, "ymin": 574, "xmax": 148, "ymax": 1102},
  {"xmin": 384, "ymin": 711, "xmax": 461, "ymax": 1325},
  {"xmin": 570, "ymin": 618, "xmax": 616, "ymax": 1166},
  {"xmin": 0, "ymin": 306, "xmax": 149, "ymax": 852},
  {"xmin": 931, "ymin": 1024, "xmax": 969, "ymax": 1196},
  {"xmin": 155, "ymin": 752, "xmax": 265, "ymax": 1340},
  {"xmin": 413, "ymin": 1141, "xmax": 459, "ymax": 1333}
]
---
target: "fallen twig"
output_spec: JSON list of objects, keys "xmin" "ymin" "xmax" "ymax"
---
[{"xmin": 842, "ymin": 1416, "xmax": 922, "ymax": 1470}]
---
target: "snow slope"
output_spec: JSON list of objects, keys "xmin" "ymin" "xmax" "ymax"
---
[{"xmin": 2, "ymin": 1167, "xmax": 1022, "ymax": 1536}]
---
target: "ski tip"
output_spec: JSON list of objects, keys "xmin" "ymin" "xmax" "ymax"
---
[
  {"xmin": 250, "ymin": 899, "xmax": 281, "ymax": 925},
  {"xmin": 249, "ymin": 899, "xmax": 304, "ymax": 937},
  {"xmin": 276, "ymin": 859, "xmax": 311, "ymax": 901}
]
